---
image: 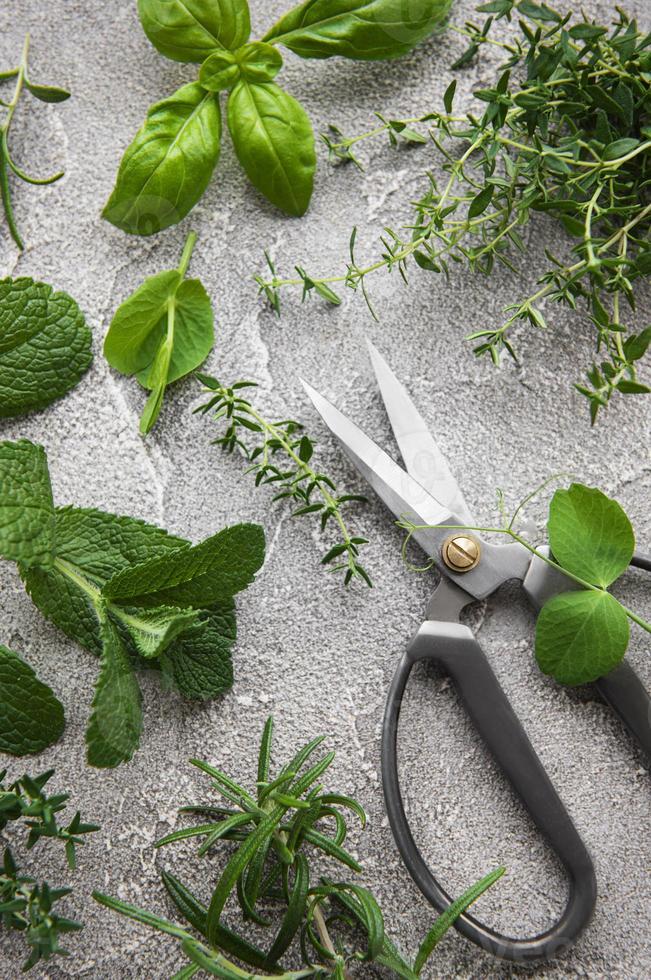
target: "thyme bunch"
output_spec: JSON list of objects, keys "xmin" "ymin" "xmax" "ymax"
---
[
  {"xmin": 95, "ymin": 717, "xmax": 502, "ymax": 978},
  {"xmin": 0, "ymin": 769, "xmax": 98, "ymax": 971},
  {"xmin": 258, "ymin": 0, "xmax": 651, "ymax": 421},
  {"xmin": 196, "ymin": 376, "xmax": 371, "ymax": 586}
]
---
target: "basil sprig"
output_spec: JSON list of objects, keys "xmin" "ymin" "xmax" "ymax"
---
[{"xmin": 104, "ymin": 0, "xmax": 452, "ymax": 233}]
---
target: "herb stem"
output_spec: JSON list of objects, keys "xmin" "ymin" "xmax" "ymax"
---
[{"xmin": 178, "ymin": 230, "xmax": 197, "ymax": 278}]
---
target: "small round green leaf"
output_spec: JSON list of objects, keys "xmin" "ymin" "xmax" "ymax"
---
[
  {"xmin": 535, "ymin": 590, "xmax": 629, "ymax": 685},
  {"xmin": 236, "ymin": 42, "xmax": 283, "ymax": 83},
  {"xmin": 548, "ymin": 483, "xmax": 634, "ymax": 587},
  {"xmin": 199, "ymin": 51, "xmax": 240, "ymax": 92}
]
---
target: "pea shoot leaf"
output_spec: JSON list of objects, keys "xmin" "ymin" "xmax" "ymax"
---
[
  {"xmin": 0, "ymin": 645, "xmax": 65, "ymax": 755},
  {"xmin": 0, "ymin": 278, "xmax": 92, "ymax": 418},
  {"xmin": 104, "ymin": 233, "xmax": 214, "ymax": 434},
  {"xmin": 536, "ymin": 590, "xmax": 630, "ymax": 685},
  {"xmin": 0, "ymin": 439, "xmax": 55, "ymax": 568},
  {"xmin": 548, "ymin": 483, "xmax": 634, "ymax": 587}
]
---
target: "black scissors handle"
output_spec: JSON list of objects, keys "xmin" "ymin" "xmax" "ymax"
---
[{"xmin": 382, "ymin": 621, "xmax": 598, "ymax": 962}]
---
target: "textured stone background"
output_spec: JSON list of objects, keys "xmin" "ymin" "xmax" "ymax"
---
[{"xmin": 0, "ymin": 0, "xmax": 649, "ymax": 977}]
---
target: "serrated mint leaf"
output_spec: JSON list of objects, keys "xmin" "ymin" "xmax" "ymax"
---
[
  {"xmin": 0, "ymin": 440, "xmax": 55, "ymax": 567},
  {"xmin": 103, "ymin": 524, "xmax": 265, "ymax": 608},
  {"xmin": 104, "ymin": 233, "xmax": 214, "ymax": 435},
  {"xmin": 0, "ymin": 645, "xmax": 64, "ymax": 755},
  {"xmin": 535, "ymin": 589, "xmax": 629, "ymax": 685},
  {"xmin": 114, "ymin": 604, "xmax": 202, "ymax": 659},
  {"xmin": 0, "ymin": 278, "xmax": 92, "ymax": 418},
  {"xmin": 548, "ymin": 483, "xmax": 635, "ymax": 587},
  {"xmin": 160, "ymin": 603, "xmax": 235, "ymax": 699},
  {"xmin": 86, "ymin": 612, "xmax": 143, "ymax": 769},
  {"xmin": 21, "ymin": 506, "xmax": 188, "ymax": 654}
]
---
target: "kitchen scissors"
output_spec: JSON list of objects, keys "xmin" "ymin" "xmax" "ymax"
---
[{"xmin": 302, "ymin": 341, "xmax": 651, "ymax": 963}]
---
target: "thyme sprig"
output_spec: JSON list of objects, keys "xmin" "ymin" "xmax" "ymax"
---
[
  {"xmin": 258, "ymin": 0, "xmax": 651, "ymax": 421},
  {"xmin": 95, "ymin": 717, "xmax": 503, "ymax": 978},
  {"xmin": 0, "ymin": 34, "xmax": 70, "ymax": 250},
  {"xmin": 196, "ymin": 375, "xmax": 371, "ymax": 587},
  {"xmin": 0, "ymin": 769, "xmax": 98, "ymax": 971}
]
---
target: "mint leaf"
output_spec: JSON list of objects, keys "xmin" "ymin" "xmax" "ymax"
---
[
  {"xmin": 536, "ymin": 590, "xmax": 629, "ymax": 685},
  {"xmin": 115, "ymin": 604, "xmax": 201, "ymax": 659},
  {"xmin": 0, "ymin": 440, "xmax": 54, "ymax": 567},
  {"xmin": 0, "ymin": 645, "xmax": 64, "ymax": 755},
  {"xmin": 548, "ymin": 483, "xmax": 634, "ymax": 587},
  {"xmin": 86, "ymin": 612, "xmax": 143, "ymax": 768},
  {"xmin": 103, "ymin": 524, "xmax": 266, "ymax": 608},
  {"xmin": 160, "ymin": 604, "xmax": 235, "ymax": 699},
  {"xmin": 0, "ymin": 278, "xmax": 92, "ymax": 418},
  {"xmin": 104, "ymin": 232, "xmax": 214, "ymax": 434}
]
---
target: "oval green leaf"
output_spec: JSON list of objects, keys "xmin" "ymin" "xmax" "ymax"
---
[
  {"xmin": 263, "ymin": 0, "xmax": 453, "ymax": 61},
  {"xmin": 227, "ymin": 80, "xmax": 315, "ymax": 216},
  {"xmin": 103, "ymin": 83, "xmax": 222, "ymax": 236},
  {"xmin": 137, "ymin": 0, "xmax": 251, "ymax": 63},
  {"xmin": 236, "ymin": 42, "xmax": 283, "ymax": 82},
  {"xmin": 548, "ymin": 483, "xmax": 634, "ymax": 587},
  {"xmin": 0, "ymin": 645, "xmax": 65, "ymax": 755},
  {"xmin": 535, "ymin": 589, "xmax": 629, "ymax": 685},
  {"xmin": 199, "ymin": 51, "xmax": 240, "ymax": 92}
]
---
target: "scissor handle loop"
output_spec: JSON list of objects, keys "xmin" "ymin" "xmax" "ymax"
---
[{"xmin": 381, "ymin": 622, "xmax": 597, "ymax": 962}]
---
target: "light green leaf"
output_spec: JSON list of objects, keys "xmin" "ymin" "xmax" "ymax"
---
[
  {"xmin": 104, "ymin": 233, "xmax": 214, "ymax": 434},
  {"xmin": 227, "ymin": 80, "xmax": 315, "ymax": 216},
  {"xmin": 200, "ymin": 42, "xmax": 283, "ymax": 90},
  {"xmin": 0, "ymin": 440, "xmax": 55, "ymax": 567},
  {"xmin": 535, "ymin": 590, "xmax": 629, "ymax": 685},
  {"xmin": 199, "ymin": 51, "xmax": 240, "ymax": 92},
  {"xmin": 86, "ymin": 611, "xmax": 143, "ymax": 768},
  {"xmin": 103, "ymin": 83, "xmax": 221, "ymax": 236},
  {"xmin": 103, "ymin": 524, "xmax": 265, "ymax": 608},
  {"xmin": 112, "ymin": 604, "xmax": 201, "ymax": 659},
  {"xmin": 548, "ymin": 483, "xmax": 634, "ymax": 587},
  {"xmin": 0, "ymin": 277, "xmax": 92, "ymax": 418},
  {"xmin": 263, "ymin": 0, "xmax": 453, "ymax": 61},
  {"xmin": 138, "ymin": 0, "xmax": 251, "ymax": 63},
  {"xmin": 0, "ymin": 644, "xmax": 65, "ymax": 755}
]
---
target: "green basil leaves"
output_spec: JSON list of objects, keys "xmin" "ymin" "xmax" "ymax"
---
[
  {"xmin": 264, "ymin": 0, "xmax": 454, "ymax": 61},
  {"xmin": 105, "ymin": 0, "xmax": 450, "ymax": 231}
]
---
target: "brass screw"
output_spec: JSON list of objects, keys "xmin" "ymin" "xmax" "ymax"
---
[{"xmin": 442, "ymin": 535, "xmax": 481, "ymax": 573}]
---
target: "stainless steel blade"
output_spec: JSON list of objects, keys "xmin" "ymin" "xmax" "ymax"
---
[
  {"xmin": 301, "ymin": 378, "xmax": 531, "ymax": 599},
  {"xmin": 366, "ymin": 340, "xmax": 475, "ymax": 526}
]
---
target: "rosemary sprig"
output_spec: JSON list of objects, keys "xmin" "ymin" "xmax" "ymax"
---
[
  {"xmin": 258, "ymin": 0, "xmax": 651, "ymax": 421},
  {"xmin": 0, "ymin": 34, "xmax": 70, "ymax": 250},
  {"xmin": 94, "ymin": 717, "xmax": 503, "ymax": 978},
  {"xmin": 0, "ymin": 769, "xmax": 98, "ymax": 971},
  {"xmin": 195, "ymin": 375, "xmax": 372, "ymax": 587}
]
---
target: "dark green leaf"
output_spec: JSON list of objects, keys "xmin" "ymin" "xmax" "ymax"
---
[{"xmin": 0, "ymin": 645, "xmax": 64, "ymax": 755}]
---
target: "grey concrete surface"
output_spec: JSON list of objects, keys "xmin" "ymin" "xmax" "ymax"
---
[{"xmin": 0, "ymin": 0, "xmax": 649, "ymax": 977}]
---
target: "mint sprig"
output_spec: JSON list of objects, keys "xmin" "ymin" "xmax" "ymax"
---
[{"xmin": 0, "ymin": 439, "xmax": 266, "ymax": 768}]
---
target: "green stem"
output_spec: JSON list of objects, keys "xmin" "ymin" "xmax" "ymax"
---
[{"xmin": 178, "ymin": 230, "xmax": 197, "ymax": 278}]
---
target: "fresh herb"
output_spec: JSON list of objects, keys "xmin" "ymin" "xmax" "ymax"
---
[
  {"xmin": 0, "ymin": 768, "xmax": 98, "ymax": 971},
  {"xmin": 0, "ymin": 277, "xmax": 92, "ymax": 418},
  {"xmin": 259, "ymin": 0, "xmax": 651, "ymax": 420},
  {"xmin": 94, "ymin": 716, "xmax": 502, "ymax": 977},
  {"xmin": 0, "ymin": 439, "xmax": 265, "ymax": 768},
  {"xmin": 103, "ymin": 0, "xmax": 452, "ymax": 233},
  {"xmin": 400, "ymin": 481, "xmax": 651, "ymax": 685},
  {"xmin": 104, "ymin": 231, "xmax": 214, "ymax": 434},
  {"xmin": 196, "ymin": 375, "xmax": 371, "ymax": 586},
  {"xmin": 0, "ymin": 645, "xmax": 64, "ymax": 756},
  {"xmin": 0, "ymin": 34, "xmax": 70, "ymax": 250}
]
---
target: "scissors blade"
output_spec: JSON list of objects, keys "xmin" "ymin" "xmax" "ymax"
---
[
  {"xmin": 301, "ymin": 379, "xmax": 454, "ymax": 562},
  {"xmin": 366, "ymin": 341, "xmax": 475, "ymax": 526}
]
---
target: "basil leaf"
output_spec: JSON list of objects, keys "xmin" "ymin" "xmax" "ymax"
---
[
  {"xmin": 0, "ymin": 277, "xmax": 92, "ymax": 419},
  {"xmin": 548, "ymin": 483, "xmax": 634, "ymax": 587},
  {"xmin": 227, "ymin": 80, "xmax": 315, "ymax": 216},
  {"xmin": 535, "ymin": 590, "xmax": 629, "ymax": 685},
  {"xmin": 263, "ymin": 0, "xmax": 453, "ymax": 61},
  {"xmin": 199, "ymin": 42, "xmax": 283, "ymax": 91},
  {"xmin": 137, "ymin": 0, "xmax": 251, "ymax": 63},
  {"xmin": 0, "ymin": 645, "xmax": 65, "ymax": 755},
  {"xmin": 103, "ymin": 83, "xmax": 222, "ymax": 236}
]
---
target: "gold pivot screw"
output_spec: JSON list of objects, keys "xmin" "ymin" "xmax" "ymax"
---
[{"xmin": 442, "ymin": 535, "xmax": 481, "ymax": 573}]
